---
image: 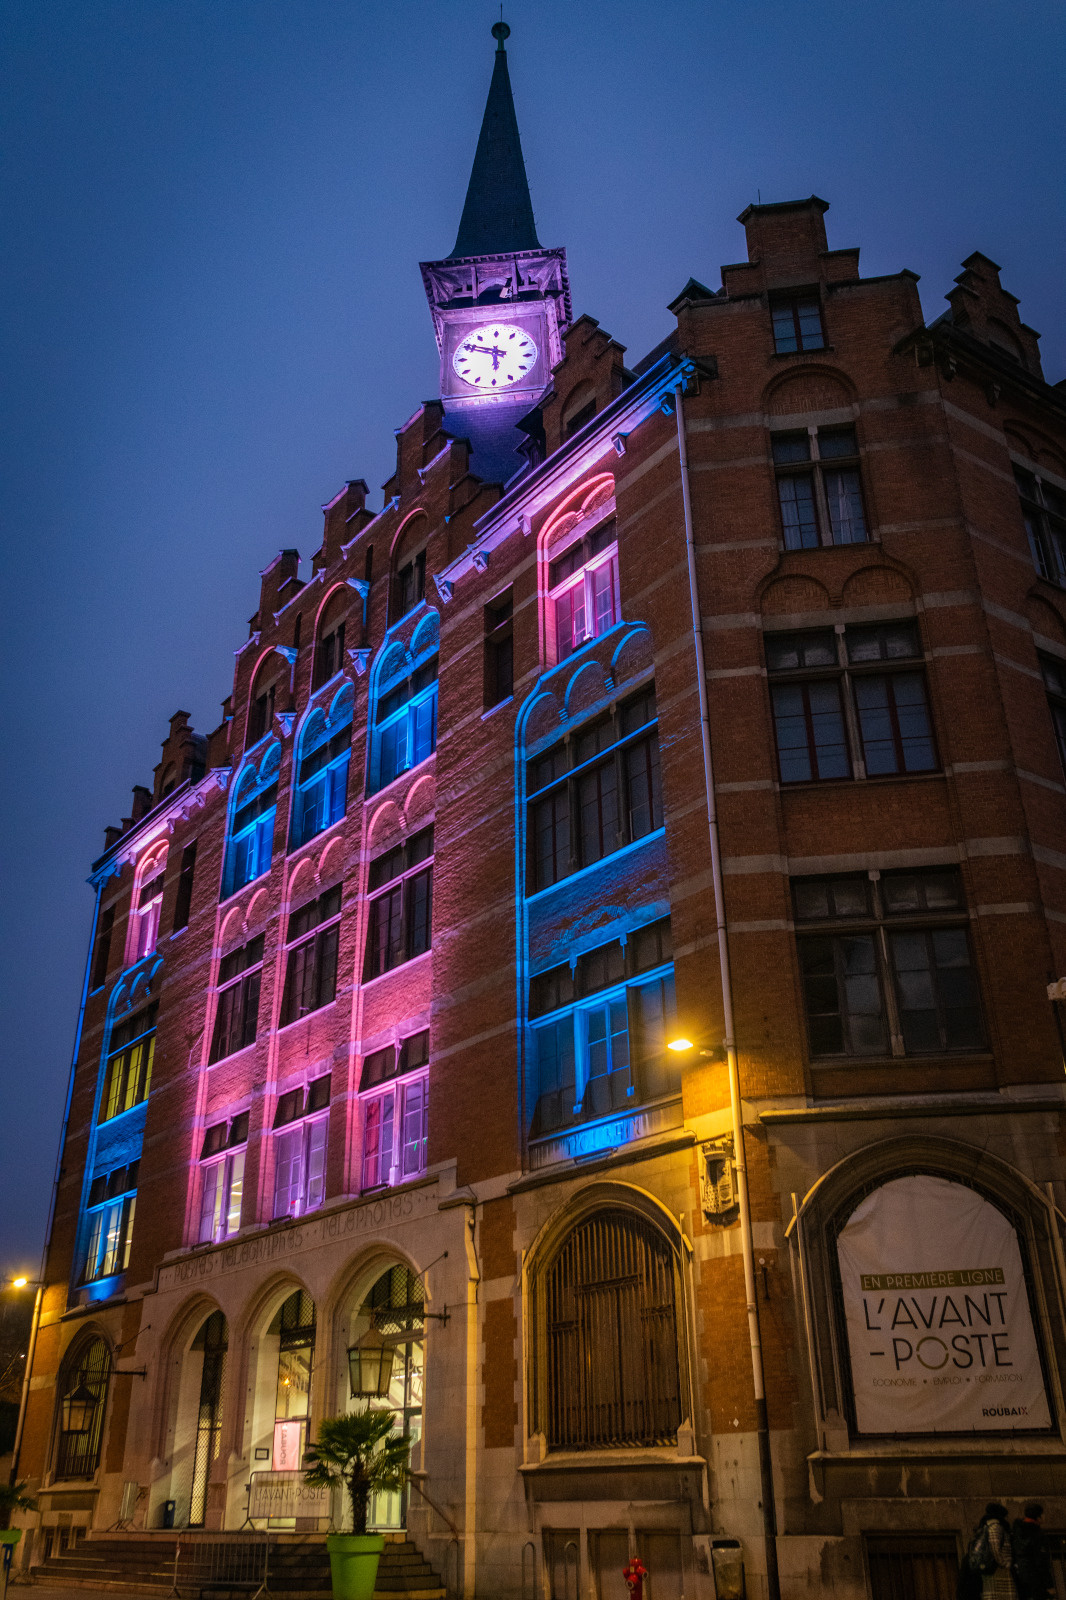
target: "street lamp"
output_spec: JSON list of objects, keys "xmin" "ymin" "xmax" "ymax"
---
[
  {"xmin": 347, "ymin": 1323, "xmax": 395, "ymax": 1401},
  {"xmin": 61, "ymin": 1381, "xmax": 99, "ymax": 1436}
]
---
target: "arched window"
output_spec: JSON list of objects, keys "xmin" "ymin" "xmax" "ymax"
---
[
  {"xmin": 369, "ymin": 620, "xmax": 439, "ymax": 795},
  {"xmin": 247, "ymin": 655, "xmax": 286, "ymax": 747},
  {"xmin": 561, "ymin": 380, "xmax": 597, "ymax": 439},
  {"xmin": 222, "ymin": 742, "xmax": 281, "ymax": 899},
  {"xmin": 355, "ymin": 1266, "xmax": 424, "ymax": 1527},
  {"xmin": 541, "ymin": 1209, "xmax": 682, "ymax": 1450},
  {"xmin": 313, "ymin": 590, "xmax": 350, "ymax": 690},
  {"xmin": 390, "ymin": 522, "xmax": 428, "ymax": 625},
  {"xmin": 54, "ymin": 1336, "xmax": 111, "ymax": 1480},
  {"xmin": 128, "ymin": 843, "xmax": 168, "ymax": 964},
  {"xmin": 291, "ymin": 683, "xmax": 354, "ymax": 850},
  {"xmin": 832, "ymin": 1172, "xmax": 1052, "ymax": 1435},
  {"xmin": 548, "ymin": 516, "xmax": 619, "ymax": 662}
]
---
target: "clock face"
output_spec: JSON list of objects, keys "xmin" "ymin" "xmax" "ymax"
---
[{"xmin": 452, "ymin": 323, "xmax": 538, "ymax": 390}]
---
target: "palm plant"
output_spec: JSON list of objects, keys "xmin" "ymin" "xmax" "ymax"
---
[
  {"xmin": 0, "ymin": 1480, "xmax": 37, "ymax": 1527},
  {"xmin": 304, "ymin": 1411, "xmax": 410, "ymax": 1535}
]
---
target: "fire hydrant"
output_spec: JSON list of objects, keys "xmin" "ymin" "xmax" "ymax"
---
[{"xmin": 623, "ymin": 1557, "xmax": 648, "ymax": 1600}]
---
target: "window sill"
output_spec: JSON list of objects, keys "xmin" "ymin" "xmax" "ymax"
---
[
  {"xmin": 275, "ymin": 1000, "xmax": 336, "ymax": 1036},
  {"xmin": 778, "ymin": 769, "xmax": 943, "ymax": 792},
  {"xmin": 220, "ymin": 866, "xmax": 272, "ymax": 906},
  {"xmin": 368, "ymin": 751, "xmax": 436, "ymax": 803},
  {"xmin": 361, "ymin": 949, "xmax": 432, "ymax": 991},
  {"xmin": 206, "ymin": 1039, "xmax": 257, "ymax": 1068},
  {"xmin": 778, "ymin": 537, "xmax": 876, "ymax": 555},
  {"xmin": 309, "ymin": 666, "xmax": 347, "ymax": 699},
  {"xmin": 287, "ymin": 812, "xmax": 346, "ymax": 861},
  {"xmin": 96, "ymin": 1100, "xmax": 150, "ymax": 1128},
  {"xmin": 525, "ymin": 826, "xmax": 667, "ymax": 902},
  {"xmin": 770, "ymin": 345, "xmax": 835, "ymax": 360},
  {"xmin": 481, "ymin": 695, "xmax": 514, "ymax": 721},
  {"xmin": 169, "ymin": 926, "xmax": 188, "ymax": 940}
]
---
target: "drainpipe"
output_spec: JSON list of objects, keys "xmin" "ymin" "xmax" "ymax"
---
[
  {"xmin": 11, "ymin": 876, "xmax": 105, "ymax": 1486},
  {"xmin": 462, "ymin": 1205, "xmax": 480, "ymax": 1600},
  {"xmin": 674, "ymin": 385, "xmax": 781, "ymax": 1600}
]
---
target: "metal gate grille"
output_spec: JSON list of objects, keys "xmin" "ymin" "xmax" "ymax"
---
[
  {"xmin": 54, "ymin": 1337, "xmax": 111, "ymax": 1480},
  {"xmin": 189, "ymin": 1311, "xmax": 228, "ymax": 1527},
  {"xmin": 545, "ymin": 1209, "xmax": 681, "ymax": 1449}
]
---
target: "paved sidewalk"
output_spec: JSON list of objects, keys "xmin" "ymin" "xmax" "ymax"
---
[{"xmin": 8, "ymin": 1587, "xmax": 162, "ymax": 1599}]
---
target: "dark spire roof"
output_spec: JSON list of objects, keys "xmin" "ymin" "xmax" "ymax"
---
[{"xmin": 450, "ymin": 22, "xmax": 540, "ymax": 259}]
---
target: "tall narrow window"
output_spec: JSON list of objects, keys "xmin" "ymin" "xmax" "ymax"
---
[
  {"xmin": 83, "ymin": 1163, "xmax": 138, "ymax": 1281},
  {"xmin": 198, "ymin": 1114, "xmax": 248, "ymax": 1243},
  {"xmin": 291, "ymin": 684, "xmax": 354, "ymax": 849},
  {"xmin": 99, "ymin": 1006, "xmax": 157, "ymax": 1122},
  {"xmin": 1016, "ymin": 468, "xmax": 1066, "ymax": 586},
  {"xmin": 363, "ymin": 829, "xmax": 433, "ymax": 980},
  {"xmin": 129, "ymin": 845, "xmax": 168, "ymax": 964},
  {"xmin": 360, "ymin": 1031, "xmax": 430, "ymax": 1190},
  {"xmin": 91, "ymin": 905, "xmax": 115, "ymax": 991},
  {"xmin": 222, "ymin": 743, "xmax": 281, "ymax": 899},
  {"xmin": 313, "ymin": 590, "xmax": 349, "ymax": 690},
  {"xmin": 271, "ymin": 1076, "xmax": 330, "ymax": 1218},
  {"xmin": 549, "ymin": 519, "xmax": 619, "ymax": 661},
  {"xmin": 391, "ymin": 550, "xmax": 426, "ymax": 624},
  {"xmin": 484, "ymin": 590, "xmax": 514, "ymax": 709},
  {"xmin": 528, "ymin": 918, "xmax": 675, "ymax": 1139},
  {"xmin": 370, "ymin": 643, "xmax": 439, "ymax": 795},
  {"xmin": 527, "ymin": 686, "xmax": 662, "ymax": 893},
  {"xmin": 172, "ymin": 842, "xmax": 197, "ymax": 933},
  {"xmin": 543, "ymin": 1210, "xmax": 682, "ymax": 1449},
  {"xmin": 280, "ymin": 885, "xmax": 342, "ymax": 1025},
  {"xmin": 210, "ymin": 938, "xmax": 264, "ymax": 1061},
  {"xmin": 773, "ymin": 428, "xmax": 868, "ymax": 549}
]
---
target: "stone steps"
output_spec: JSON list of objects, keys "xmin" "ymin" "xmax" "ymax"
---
[{"xmin": 30, "ymin": 1534, "xmax": 446, "ymax": 1600}]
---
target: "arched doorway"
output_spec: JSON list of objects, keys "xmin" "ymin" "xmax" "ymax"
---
[
  {"xmin": 245, "ymin": 1288, "xmax": 318, "ymax": 1526},
  {"xmin": 169, "ymin": 1309, "xmax": 228, "ymax": 1528}
]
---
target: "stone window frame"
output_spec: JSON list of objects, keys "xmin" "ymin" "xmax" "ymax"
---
[
  {"xmin": 786, "ymin": 1135, "xmax": 1066, "ymax": 1457},
  {"xmin": 521, "ymin": 1182, "xmax": 700, "ymax": 1466}
]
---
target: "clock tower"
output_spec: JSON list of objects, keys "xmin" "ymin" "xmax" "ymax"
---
[{"xmin": 420, "ymin": 21, "xmax": 571, "ymax": 484}]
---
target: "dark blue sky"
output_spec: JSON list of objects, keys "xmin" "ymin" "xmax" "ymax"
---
[{"xmin": 1, "ymin": 0, "xmax": 1063, "ymax": 1270}]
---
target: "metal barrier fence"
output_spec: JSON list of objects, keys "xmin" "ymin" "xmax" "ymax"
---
[{"xmin": 172, "ymin": 1534, "xmax": 269, "ymax": 1599}]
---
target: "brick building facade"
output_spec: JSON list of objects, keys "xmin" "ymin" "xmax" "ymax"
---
[{"xmin": 14, "ymin": 24, "xmax": 1066, "ymax": 1600}]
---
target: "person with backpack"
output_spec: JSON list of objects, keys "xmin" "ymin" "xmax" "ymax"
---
[
  {"xmin": 964, "ymin": 1503, "xmax": 1019, "ymax": 1600},
  {"xmin": 1011, "ymin": 1503, "xmax": 1055, "ymax": 1600}
]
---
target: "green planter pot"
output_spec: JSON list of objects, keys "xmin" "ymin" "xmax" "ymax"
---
[
  {"xmin": 0, "ymin": 1532, "xmax": 22, "ymax": 1548},
  {"xmin": 326, "ymin": 1533, "xmax": 384, "ymax": 1600}
]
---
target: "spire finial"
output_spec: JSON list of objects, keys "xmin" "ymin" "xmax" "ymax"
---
[{"xmin": 448, "ymin": 15, "xmax": 539, "ymax": 257}]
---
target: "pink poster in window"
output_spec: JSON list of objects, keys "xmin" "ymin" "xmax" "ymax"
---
[{"xmin": 272, "ymin": 1419, "xmax": 303, "ymax": 1472}]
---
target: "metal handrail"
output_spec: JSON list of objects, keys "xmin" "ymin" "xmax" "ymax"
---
[{"xmin": 522, "ymin": 1539, "xmax": 537, "ymax": 1600}]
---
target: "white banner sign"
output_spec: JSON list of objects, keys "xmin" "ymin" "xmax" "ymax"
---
[
  {"xmin": 836, "ymin": 1173, "xmax": 1051, "ymax": 1434},
  {"xmin": 248, "ymin": 1471, "xmax": 330, "ymax": 1522},
  {"xmin": 272, "ymin": 1420, "xmax": 303, "ymax": 1472}
]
